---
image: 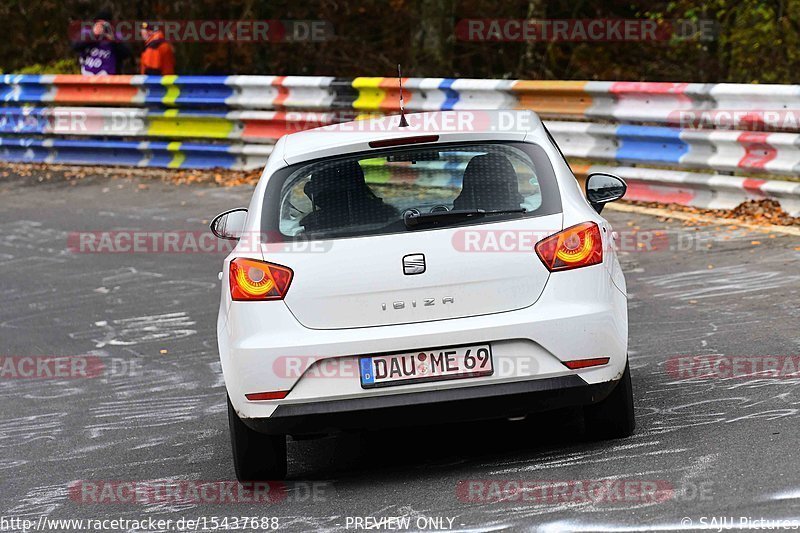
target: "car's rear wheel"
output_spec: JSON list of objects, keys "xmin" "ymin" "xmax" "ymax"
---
[
  {"xmin": 583, "ymin": 361, "xmax": 635, "ymax": 440},
  {"xmin": 228, "ymin": 396, "xmax": 287, "ymax": 481}
]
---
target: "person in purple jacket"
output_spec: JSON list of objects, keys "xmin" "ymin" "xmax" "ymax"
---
[{"xmin": 71, "ymin": 10, "xmax": 131, "ymax": 75}]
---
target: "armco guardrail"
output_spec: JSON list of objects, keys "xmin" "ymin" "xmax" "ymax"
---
[
  {"xmin": 0, "ymin": 137, "xmax": 272, "ymax": 169},
  {"xmin": 0, "ymin": 107, "xmax": 337, "ymax": 142},
  {"xmin": 573, "ymin": 165, "xmax": 800, "ymax": 216},
  {"xmin": 545, "ymin": 122, "xmax": 800, "ymax": 175},
  {"xmin": 1, "ymin": 75, "xmax": 799, "ymax": 213}
]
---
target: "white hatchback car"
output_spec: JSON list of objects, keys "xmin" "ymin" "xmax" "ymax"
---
[{"xmin": 211, "ymin": 110, "xmax": 633, "ymax": 481}]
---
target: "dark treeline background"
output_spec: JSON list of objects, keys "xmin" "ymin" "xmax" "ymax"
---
[{"xmin": 1, "ymin": 0, "xmax": 798, "ymax": 82}]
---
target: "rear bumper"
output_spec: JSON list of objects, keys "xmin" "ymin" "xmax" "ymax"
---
[
  {"xmin": 242, "ymin": 373, "xmax": 620, "ymax": 435},
  {"xmin": 220, "ymin": 262, "xmax": 629, "ymax": 422}
]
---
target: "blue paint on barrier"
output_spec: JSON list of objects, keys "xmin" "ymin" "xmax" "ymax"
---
[
  {"xmin": 439, "ymin": 79, "xmax": 459, "ymax": 110},
  {"xmin": 179, "ymin": 142, "xmax": 233, "ymax": 152},
  {"xmin": 147, "ymin": 152, "xmax": 174, "ymax": 167},
  {"xmin": 169, "ymin": 76, "xmax": 231, "ymax": 86},
  {"xmin": 142, "ymin": 76, "xmax": 234, "ymax": 106},
  {"xmin": 0, "ymin": 136, "xmax": 244, "ymax": 169},
  {"xmin": 0, "ymin": 76, "xmax": 51, "ymax": 104},
  {"xmin": 181, "ymin": 152, "xmax": 237, "ymax": 169},
  {"xmin": 0, "ymin": 107, "xmax": 49, "ymax": 134},
  {"xmin": 615, "ymin": 125, "xmax": 688, "ymax": 164},
  {"xmin": 178, "ymin": 143, "xmax": 238, "ymax": 168},
  {"xmin": 48, "ymin": 139, "xmax": 144, "ymax": 166},
  {"xmin": 0, "ymin": 137, "xmax": 49, "ymax": 162}
]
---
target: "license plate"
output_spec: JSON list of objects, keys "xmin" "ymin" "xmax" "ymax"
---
[{"xmin": 359, "ymin": 344, "xmax": 493, "ymax": 389}]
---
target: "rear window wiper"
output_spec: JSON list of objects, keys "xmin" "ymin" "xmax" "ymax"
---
[{"xmin": 403, "ymin": 208, "xmax": 527, "ymax": 229}]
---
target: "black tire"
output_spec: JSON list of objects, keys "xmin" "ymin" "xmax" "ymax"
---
[
  {"xmin": 583, "ymin": 361, "xmax": 635, "ymax": 440},
  {"xmin": 228, "ymin": 396, "xmax": 287, "ymax": 481}
]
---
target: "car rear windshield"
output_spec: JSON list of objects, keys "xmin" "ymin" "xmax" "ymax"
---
[{"xmin": 262, "ymin": 141, "xmax": 562, "ymax": 241}]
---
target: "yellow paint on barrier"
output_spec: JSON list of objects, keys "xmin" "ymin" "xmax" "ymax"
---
[
  {"xmin": 352, "ymin": 77, "xmax": 386, "ymax": 111},
  {"xmin": 161, "ymin": 75, "xmax": 180, "ymax": 106},
  {"xmin": 148, "ymin": 115, "xmax": 235, "ymax": 139},
  {"xmin": 166, "ymin": 141, "xmax": 185, "ymax": 168}
]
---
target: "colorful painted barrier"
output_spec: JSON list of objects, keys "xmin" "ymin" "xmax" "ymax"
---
[
  {"xmin": 0, "ymin": 106, "xmax": 339, "ymax": 143},
  {"xmin": 1, "ymin": 74, "xmax": 800, "ymax": 212},
  {"xmin": 0, "ymin": 136, "xmax": 271, "ymax": 169},
  {"xmin": 574, "ymin": 164, "xmax": 800, "ymax": 216},
  {"xmin": 4, "ymin": 75, "xmax": 800, "ymax": 122},
  {"xmin": 547, "ymin": 121, "xmax": 800, "ymax": 177}
]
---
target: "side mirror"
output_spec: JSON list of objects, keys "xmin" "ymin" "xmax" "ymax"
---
[
  {"xmin": 210, "ymin": 208, "xmax": 248, "ymax": 240},
  {"xmin": 585, "ymin": 173, "xmax": 627, "ymax": 214}
]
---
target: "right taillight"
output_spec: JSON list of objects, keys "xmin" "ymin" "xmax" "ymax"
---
[
  {"xmin": 229, "ymin": 258, "xmax": 293, "ymax": 301},
  {"xmin": 535, "ymin": 222, "xmax": 603, "ymax": 272}
]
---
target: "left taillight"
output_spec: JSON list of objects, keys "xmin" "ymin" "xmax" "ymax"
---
[
  {"xmin": 535, "ymin": 222, "xmax": 603, "ymax": 272},
  {"xmin": 229, "ymin": 258, "xmax": 293, "ymax": 301}
]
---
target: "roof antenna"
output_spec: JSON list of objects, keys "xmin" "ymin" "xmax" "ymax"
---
[{"xmin": 397, "ymin": 64, "xmax": 409, "ymax": 127}]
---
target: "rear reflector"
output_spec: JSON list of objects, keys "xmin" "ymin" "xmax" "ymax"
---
[
  {"xmin": 563, "ymin": 357, "xmax": 610, "ymax": 370},
  {"xmin": 368, "ymin": 135, "xmax": 439, "ymax": 148},
  {"xmin": 245, "ymin": 391, "xmax": 289, "ymax": 401}
]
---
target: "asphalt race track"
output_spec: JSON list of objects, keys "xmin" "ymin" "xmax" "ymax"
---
[{"xmin": 1, "ymin": 171, "xmax": 800, "ymax": 532}]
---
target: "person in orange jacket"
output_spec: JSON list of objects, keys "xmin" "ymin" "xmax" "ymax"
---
[{"xmin": 140, "ymin": 22, "xmax": 175, "ymax": 75}]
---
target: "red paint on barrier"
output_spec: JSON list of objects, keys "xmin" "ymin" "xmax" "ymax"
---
[
  {"xmin": 742, "ymin": 178, "xmax": 767, "ymax": 196},
  {"xmin": 608, "ymin": 82, "xmax": 690, "ymax": 95},
  {"xmin": 379, "ymin": 78, "xmax": 412, "ymax": 112},
  {"xmin": 608, "ymin": 82, "xmax": 693, "ymax": 116},
  {"xmin": 624, "ymin": 181, "xmax": 696, "ymax": 205},
  {"xmin": 52, "ymin": 75, "xmax": 137, "ymax": 85},
  {"xmin": 52, "ymin": 75, "xmax": 139, "ymax": 104},
  {"xmin": 241, "ymin": 112, "xmax": 331, "ymax": 141},
  {"xmin": 737, "ymin": 132, "xmax": 777, "ymax": 169},
  {"xmin": 272, "ymin": 76, "xmax": 289, "ymax": 109}
]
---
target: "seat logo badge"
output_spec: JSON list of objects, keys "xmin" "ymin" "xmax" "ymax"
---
[{"xmin": 402, "ymin": 254, "xmax": 426, "ymax": 275}]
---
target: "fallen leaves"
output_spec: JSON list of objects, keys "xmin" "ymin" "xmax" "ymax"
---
[
  {"xmin": 631, "ymin": 199, "xmax": 800, "ymax": 227},
  {"xmin": 1, "ymin": 163, "xmax": 263, "ymax": 188},
  {"xmin": 725, "ymin": 199, "xmax": 799, "ymax": 226}
]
